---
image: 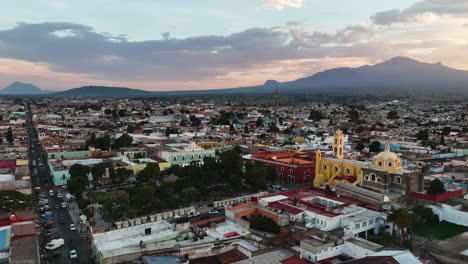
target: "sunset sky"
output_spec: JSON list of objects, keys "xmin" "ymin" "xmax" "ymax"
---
[{"xmin": 1, "ymin": 0, "xmax": 468, "ymax": 91}]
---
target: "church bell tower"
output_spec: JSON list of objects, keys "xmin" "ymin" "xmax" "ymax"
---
[{"xmin": 333, "ymin": 129, "xmax": 344, "ymax": 159}]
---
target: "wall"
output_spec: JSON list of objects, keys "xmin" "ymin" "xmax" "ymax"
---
[
  {"xmin": 47, "ymin": 150, "xmax": 92, "ymax": 159},
  {"xmin": 430, "ymin": 204, "xmax": 468, "ymax": 227},
  {"xmin": 408, "ymin": 190, "xmax": 464, "ymax": 201}
]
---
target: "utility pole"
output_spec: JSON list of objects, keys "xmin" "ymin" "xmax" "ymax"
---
[{"xmin": 274, "ymin": 85, "xmax": 280, "ymax": 126}]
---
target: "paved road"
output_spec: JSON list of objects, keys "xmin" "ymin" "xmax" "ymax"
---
[{"xmin": 25, "ymin": 104, "xmax": 92, "ymax": 264}]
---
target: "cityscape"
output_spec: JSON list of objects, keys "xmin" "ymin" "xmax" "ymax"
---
[{"xmin": 0, "ymin": 1, "xmax": 468, "ymax": 264}]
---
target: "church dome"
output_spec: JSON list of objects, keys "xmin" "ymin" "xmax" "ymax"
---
[{"xmin": 371, "ymin": 143, "xmax": 402, "ymax": 171}]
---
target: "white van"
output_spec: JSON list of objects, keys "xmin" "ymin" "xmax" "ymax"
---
[
  {"xmin": 45, "ymin": 238, "xmax": 64, "ymax": 250},
  {"xmin": 49, "ymin": 190, "xmax": 54, "ymax": 196}
]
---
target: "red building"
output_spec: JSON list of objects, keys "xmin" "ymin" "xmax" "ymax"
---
[{"xmin": 249, "ymin": 151, "xmax": 316, "ymax": 184}]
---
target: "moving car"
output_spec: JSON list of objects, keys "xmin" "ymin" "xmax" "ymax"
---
[
  {"xmin": 49, "ymin": 190, "xmax": 54, "ymax": 196},
  {"xmin": 70, "ymin": 250, "xmax": 77, "ymax": 259},
  {"xmin": 61, "ymin": 202, "xmax": 67, "ymax": 208},
  {"xmin": 208, "ymin": 209, "xmax": 219, "ymax": 215},
  {"xmin": 69, "ymin": 224, "xmax": 76, "ymax": 231},
  {"xmin": 186, "ymin": 210, "xmax": 200, "ymax": 218}
]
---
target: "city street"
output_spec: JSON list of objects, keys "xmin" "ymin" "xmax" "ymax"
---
[{"xmin": 26, "ymin": 104, "xmax": 92, "ymax": 264}]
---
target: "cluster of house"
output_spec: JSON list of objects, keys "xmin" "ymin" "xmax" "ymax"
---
[
  {"xmin": 0, "ymin": 100, "xmax": 39, "ymax": 263},
  {"xmin": 1, "ymin": 97, "xmax": 468, "ymax": 264}
]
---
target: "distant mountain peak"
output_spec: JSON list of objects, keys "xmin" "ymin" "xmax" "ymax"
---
[
  {"xmin": 0, "ymin": 81, "xmax": 51, "ymax": 95},
  {"xmin": 264, "ymin": 80, "xmax": 279, "ymax": 86},
  {"xmin": 379, "ymin": 56, "xmax": 421, "ymax": 65}
]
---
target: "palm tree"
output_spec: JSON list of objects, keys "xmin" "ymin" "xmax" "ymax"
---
[{"xmin": 387, "ymin": 209, "xmax": 415, "ymax": 243}]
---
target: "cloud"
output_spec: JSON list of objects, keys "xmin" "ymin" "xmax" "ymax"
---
[
  {"xmin": 0, "ymin": 22, "xmax": 376, "ymax": 84},
  {"xmin": 371, "ymin": 0, "xmax": 468, "ymax": 25},
  {"xmin": 258, "ymin": 0, "xmax": 307, "ymax": 10}
]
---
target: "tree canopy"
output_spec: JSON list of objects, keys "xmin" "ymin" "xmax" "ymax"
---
[{"xmin": 427, "ymin": 178, "xmax": 446, "ymax": 195}]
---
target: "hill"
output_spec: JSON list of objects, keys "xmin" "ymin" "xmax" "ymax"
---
[{"xmin": 52, "ymin": 86, "xmax": 152, "ymax": 97}]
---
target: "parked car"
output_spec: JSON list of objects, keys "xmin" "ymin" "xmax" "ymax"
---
[
  {"xmin": 69, "ymin": 224, "xmax": 76, "ymax": 231},
  {"xmin": 43, "ymin": 221, "xmax": 54, "ymax": 228},
  {"xmin": 61, "ymin": 202, "xmax": 67, "ymax": 209},
  {"xmin": 49, "ymin": 190, "xmax": 54, "ymax": 196}
]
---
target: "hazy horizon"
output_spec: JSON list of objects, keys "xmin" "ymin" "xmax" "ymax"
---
[{"xmin": 1, "ymin": 0, "xmax": 468, "ymax": 91}]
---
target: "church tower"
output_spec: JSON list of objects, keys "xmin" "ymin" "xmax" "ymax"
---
[{"xmin": 333, "ymin": 129, "xmax": 344, "ymax": 159}]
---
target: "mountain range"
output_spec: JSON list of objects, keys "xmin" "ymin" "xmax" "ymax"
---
[{"xmin": 2, "ymin": 56, "xmax": 468, "ymax": 97}]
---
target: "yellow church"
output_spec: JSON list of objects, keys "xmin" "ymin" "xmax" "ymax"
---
[{"xmin": 314, "ymin": 129, "xmax": 368, "ymax": 187}]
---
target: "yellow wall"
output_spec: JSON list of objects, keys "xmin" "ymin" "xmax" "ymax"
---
[
  {"xmin": 130, "ymin": 162, "xmax": 171, "ymax": 175},
  {"xmin": 16, "ymin": 159, "xmax": 29, "ymax": 166},
  {"xmin": 314, "ymin": 158, "xmax": 364, "ymax": 187}
]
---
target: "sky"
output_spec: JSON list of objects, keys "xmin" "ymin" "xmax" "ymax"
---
[{"xmin": 1, "ymin": 0, "xmax": 468, "ymax": 91}]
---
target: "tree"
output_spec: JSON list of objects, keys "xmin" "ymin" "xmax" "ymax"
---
[
  {"xmin": 348, "ymin": 109, "xmax": 360, "ymax": 122},
  {"xmin": 6, "ymin": 127, "xmax": 14, "ymax": 143},
  {"xmin": 415, "ymin": 129, "xmax": 429, "ymax": 140},
  {"xmin": 387, "ymin": 110, "xmax": 399, "ymax": 119},
  {"xmin": 369, "ymin": 141, "xmax": 381, "ymax": 153},
  {"xmin": 137, "ymin": 163, "xmax": 160, "ymax": 183},
  {"xmin": 180, "ymin": 186, "xmax": 199, "ymax": 203},
  {"xmin": 95, "ymin": 135, "xmax": 111, "ymax": 150},
  {"xmin": 232, "ymin": 145, "xmax": 242, "ymax": 153},
  {"xmin": 245, "ymin": 166, "xmax": 268, "ymax": 190},
  {"xmin": 255, "ymin": 117, "xmax": 263, "ymax": 127},
  {"xmin": 308, "ymin": 109, "xmax": 323, "ymax": 121},
  {"xmin": 412, "ymin": 205, "xmax": 439, "ymax": 224},
  {"xmin": 108, "ymin": 167, "xmax": 117, "ymax": 183},
  {"xmin": 440, "ymin": 134, "xmax": 445, "ymax": 145},
  {"xmin": 114, "ymin": 133, "xmax": 133, "ymax": 149},
  {"xmin": 220, "ymin": 150, "xmax": 243, "ymax": 177},
  {"xmin": 427, "ymin": 178, "xmax": 446, "ymax": 195},
  {"xmin": 189, "ymin": 116, "xmax": 202, "ymax": 127},
  {"xmin": 268, "ymin": 123, "xmax": 279, "ymax": 133},
  {"xmin": 387, "ymin": 208, "xmax": 415, "ymax": 242},
  {"xmin": 116, "ymin": 168, "xmax": 132, "ymax": 183},
  {"xmin": 86, "ymin": 133, "xmax": 97, "ymax": 148},
  {"xmin": 91, "ymin": 164, "xmax": 106, "ymax": 185},
  {"xmin": 355, "ymin": 142, "xmax": 365, "ymax": 151}
]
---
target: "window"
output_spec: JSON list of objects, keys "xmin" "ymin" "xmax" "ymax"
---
[
  {"xmin": 333, "ymin": 166, "xmax": 339, "ymax": 172},
  {"xmin": 345, "ymin": 168, "xmax": 351, "ymax": 174},
  {"xmin": 281, "ymin": 167, "xmax": 285, "ymax": 172},
  {"xmin": 370, "ymin": 173, "xmax": 376, "ymax": 181},
  {"xmin": 323, "ymin": 164, "xmax": 328, "ymax": 170},
  {"xmin": 362, "ymin": 221, "xmax": 367, "ymax": 227},
  {"xmin": 191, "ymin": 155, "xmax": 194, "ymax": 159},
  {"xmin": 182, "ymin": 156, "xmax": 185, "ymax": 160},
  {"xmin": 378, "ymin": 161, "xmax": 383, "ymax": 166},
  {"xmin": 364, "ymin": 175, "xmax": 369, "ymax": 180},
  {"xmin": 355, "ymin": 223, "xmax": 360, "ymax": 229},
  {"xmin": 369, "ymin": 219, "xmax": 374, "ymax": 225},
  {"xmin": 395, "ymin": 176, "xmax": 401, "ymax": 184},
  {"xmin": 388, "ymin": 162, "xmax": 393, "ymax": 167},
  {"xmin": 377, "ymin": 177, "xmax": 382, "ymax": 183},
  {"xmin": 173, "ymin": 157, "xmax": 177, "ymax": 161},
  {"xmin": 289, "ymin": 169, "xmax": 293, "ymax": 174},
  {"xmin": 306, "ymin": 169, "xmax": 310, "ymax": 175}
]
